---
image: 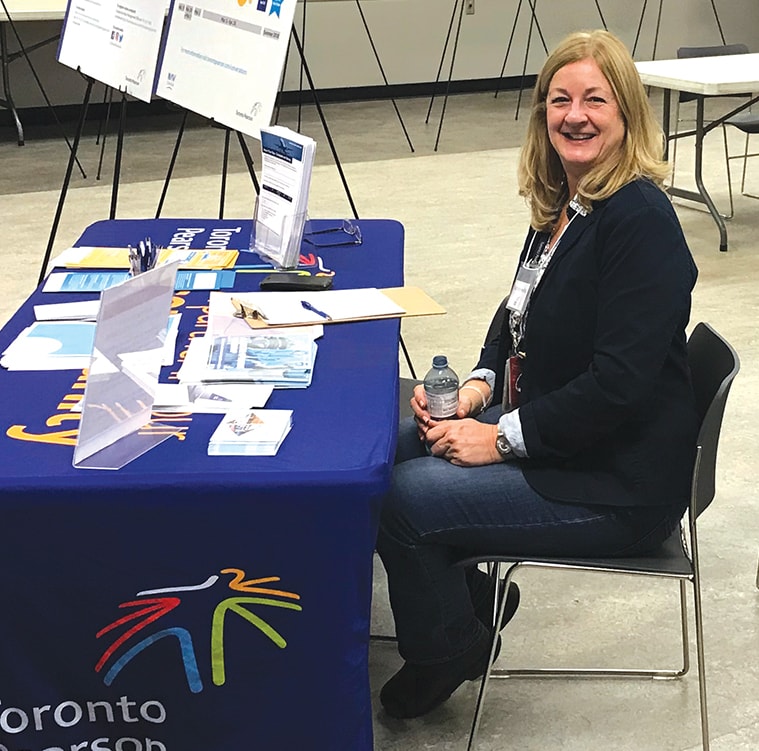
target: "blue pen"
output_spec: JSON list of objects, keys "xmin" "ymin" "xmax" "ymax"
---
[{"xmin": 301, "ymin": 299, "xmax": 332, "ymax": 320}]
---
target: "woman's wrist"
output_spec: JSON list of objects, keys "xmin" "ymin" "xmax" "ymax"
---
[{"xmin": 460, "ymin": 381, "xmax": 492, "ymax": 415}]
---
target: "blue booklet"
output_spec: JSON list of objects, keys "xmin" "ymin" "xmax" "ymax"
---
[{"xmin": 42, "ymin": 269, "xmax": 236, "ymax": 292}]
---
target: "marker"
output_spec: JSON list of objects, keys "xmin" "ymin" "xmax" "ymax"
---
[{"xmin": 301, "ymin": 299, "xmax": 331, "ymax": 320}]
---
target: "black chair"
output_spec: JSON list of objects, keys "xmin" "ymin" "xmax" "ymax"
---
[
  {"xmin": 671, "ymin": 44, "xmax": 751, "ymax": 219},
  {"xmin": 456, "ymin": 322, "xmax": 740, "ymax": 751},
  {"xmin": 724, "ymin": 109, "xmax": 759, "ymax": 200}
]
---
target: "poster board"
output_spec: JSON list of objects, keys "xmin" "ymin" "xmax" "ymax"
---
[
  {"xmin": 56, "ymin": 0, "xmax": 168, "ymax": 102},
  {"xmin": 154, "ymin": 0, "xmax": 297, "ymax": 138}
]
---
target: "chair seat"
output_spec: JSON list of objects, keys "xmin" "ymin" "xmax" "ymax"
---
[
  {"xmin": 458, "ymin": 527, "xmax": 693, "ymax": 578},
  {"xmin": 726, "ymin": 110, "xmax": 759, "ymax": 134}
]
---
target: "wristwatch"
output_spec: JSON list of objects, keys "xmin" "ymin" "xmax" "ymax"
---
[{"xmin": 496, "ymin": 427, "xmax": 513, "ymax": 460}]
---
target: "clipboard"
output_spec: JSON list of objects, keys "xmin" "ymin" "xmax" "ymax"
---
[{"xmin": 231, "ymin": 286, "xmax": 445, "ymax": 329}]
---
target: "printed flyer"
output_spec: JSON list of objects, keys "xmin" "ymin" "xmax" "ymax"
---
[
  {"xmin": 57, "ymin": 0, "xmax": 167, "ymax": 102},
  {"xmin": 155, "ymin": 0, "xmax": 297, "ymax": 138}
]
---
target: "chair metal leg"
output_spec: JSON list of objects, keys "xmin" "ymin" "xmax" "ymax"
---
[
  {"xmin": 721, "ymin": 124, "xmax": 735, "ymax": 219},
  {"xmin": 467, "ymin": 562, "xmax": 512, "ymax": 751},
  {"xmin": 690, "ymin": 532, "xmax": 711, "ymax": 750},
  {"xmin": 466, "ymin": 565, "xmax": 694, "ymax": 751},
  {"xmin": 485, "ymin": 562, "xmax": 690, "ymax": 680},
  {"xmin": 740, "ymin": 131, "xmax": 750, "ymax": 194}
]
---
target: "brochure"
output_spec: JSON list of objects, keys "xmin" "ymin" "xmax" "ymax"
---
[
  {"xmin": 177, "ymin": 330, "xmax": 318, "ymax": 388},
  {"xmin": 208, "ymin": 409, "xmax": 293, "ymax": 456}
]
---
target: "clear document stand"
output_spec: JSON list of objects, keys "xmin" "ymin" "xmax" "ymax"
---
[
  {"xmin": 73, "ymin": 261, "xmax": 181, "ymax": 470},
  {"xmin": 250, "ymin": 197, "xmax": 307, "ymax": 270}
]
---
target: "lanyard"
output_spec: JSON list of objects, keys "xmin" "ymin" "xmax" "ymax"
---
[{"xmin": 506, "ymin": 206, "xmax": 583, "ymax": 354}]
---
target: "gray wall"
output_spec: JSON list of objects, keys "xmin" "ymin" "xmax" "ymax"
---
[{"xmin": 5, "ymin": 0, "xmax": 759, "ymax": 109}]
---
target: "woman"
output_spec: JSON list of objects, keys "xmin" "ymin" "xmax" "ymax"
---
[{"xmin": 376, "ymin": 29, "xmax": 698, "ymax": 720}]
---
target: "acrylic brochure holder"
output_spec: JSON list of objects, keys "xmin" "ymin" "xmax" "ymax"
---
[
  {"xmin": 250, "ymin": 196, "xmax": 307, "ymax": 270},
  {"xmin": 73, "ymin": 261, "xmax": 181, "ymax": 470}
]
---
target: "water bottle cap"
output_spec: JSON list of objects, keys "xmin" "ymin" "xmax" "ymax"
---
[{"xmin": 432, "ymin": 355, "xmax": 448, "ymax": 368}]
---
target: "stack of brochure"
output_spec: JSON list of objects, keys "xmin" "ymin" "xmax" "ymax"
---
[
  {"xmin": 0, "ymin": 321, "xmax": 96, "ymax": 371},
  {"xmin": 208, "ymin": 409, "xmax": 293, "ymax": 456},
  {"xmin": 255, "ymin": 125, "xmax": 316, "ymax": 269},
  {"xmin": 176, "ymin": 329, "xmax": 318, "ymax": 388}
]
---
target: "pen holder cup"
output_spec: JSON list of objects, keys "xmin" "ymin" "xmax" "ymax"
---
[{"xmin": 250, "ymin": 199, "xmax": 307, "ymax": 270}]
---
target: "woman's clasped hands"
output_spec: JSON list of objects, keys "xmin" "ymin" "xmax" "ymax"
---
[{"xmin": 409, "ymin": 384, "xmax": 501, "ymax": 467}]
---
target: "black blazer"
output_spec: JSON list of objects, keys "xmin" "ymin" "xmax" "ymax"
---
[{"xmin": 476, "ymin": 179, "xmax": 699, "ymax": 508}]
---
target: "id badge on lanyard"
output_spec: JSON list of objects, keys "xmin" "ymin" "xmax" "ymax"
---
[{"xmin": 505, "ymin": 263, "xmax": 539, "ymax": 317}]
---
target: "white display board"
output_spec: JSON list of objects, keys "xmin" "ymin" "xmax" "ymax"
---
[
  {"xmin": 154, "ymin": 0, "xmax": 297, "ymax": 139},
  {"xmin": 56, "ymin": 0, "xmax": 167, "ymax": 103}
]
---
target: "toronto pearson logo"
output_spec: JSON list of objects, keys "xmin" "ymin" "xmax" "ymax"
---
[{"xmin": 95, "ymin": 568, "xmax": 302, "ymax": 693}]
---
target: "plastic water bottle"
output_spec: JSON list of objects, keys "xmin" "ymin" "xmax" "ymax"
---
[{"xmin": 423, "ymin": 355, "xmax": 459, "ymax": 420}]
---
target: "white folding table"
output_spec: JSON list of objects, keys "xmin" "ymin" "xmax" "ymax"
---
[
  {"xmin": 636, "ymin": 53, "xmax": 759, "ymax": 251},
  {"xmin": 0, "ymin": 0, "xmax": 67, "ymax": 144}
]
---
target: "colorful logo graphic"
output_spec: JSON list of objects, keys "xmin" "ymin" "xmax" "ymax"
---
[{"xmin": 95, "ymin": 568, "xmax": 302, "ymax": 693}]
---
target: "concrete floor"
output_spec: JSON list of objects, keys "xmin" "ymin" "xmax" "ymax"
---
[{"xmin": 1, "ymin": 88, "xmax": 758, "ymax": 750}]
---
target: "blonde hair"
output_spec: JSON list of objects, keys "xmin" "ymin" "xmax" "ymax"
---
[{"xmin": 518, "ymin": 29, "xmax": 669, "ymax": 231}]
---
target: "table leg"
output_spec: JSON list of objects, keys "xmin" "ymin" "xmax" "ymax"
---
[
  {"xmin": 693, "ymin": 97, "xmax": 728, "ymax": 251},
  {"xmin": 664, "ymin": 91, "xmax": 729, "ymax": 252},
  {"xmin": 0, "ymin": 22, "xmax": 24, "ymax": 146}
]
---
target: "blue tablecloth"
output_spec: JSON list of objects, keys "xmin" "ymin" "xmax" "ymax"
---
[{"xmin": 0, "ymin": 218, "xmax": 403, "ymax": 751}]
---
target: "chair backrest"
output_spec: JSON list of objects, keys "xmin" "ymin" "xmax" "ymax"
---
[
  {"xmin": 677, "ymin": 44, "xmax": 750, "ymax": 103},
  {"xmin": 686, "ymin": 322, "xmax": 740, "ymax": 517}
]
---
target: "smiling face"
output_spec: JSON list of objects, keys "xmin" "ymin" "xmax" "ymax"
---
[{"xmin": 545, "ymin": 57, "xmax": 626, "ymax": 195}]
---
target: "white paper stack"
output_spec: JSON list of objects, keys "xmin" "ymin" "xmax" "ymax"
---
[
  {"xmin": 255, "ymin": 126, "xmax": 316, "ymax": 268},
  {"xmin": 208, "ymin": 409, "xmax": 293, "ymax": 457},
  {"xmin": 1, "ymin": 321, "xmax": 96, "ymax": 370}
]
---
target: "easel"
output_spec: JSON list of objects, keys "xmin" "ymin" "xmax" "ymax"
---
[
  {"xmin": 153, "ymin": 26, "xmax": 358, "ymax": 222},
  {"xmin": 0, "ymin": 0, "xmax": 85, "ymax": 177},
  {"xmin": 281, "ymin": 0, "xmax": 414, "ymax": 153},
  {"xmin": 426, "ymin": 0, "xmax": 607, "ymax": 150},
  {"xmin": 631, "ymin": 0, "xmax": 726, "ymax": 60},
  {"xmin": 38, "ymin": 75, "xmax": 117, "ymax": 284}
]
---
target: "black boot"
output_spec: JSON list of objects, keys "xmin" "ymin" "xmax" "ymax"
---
[
  {"xmin": 380, "ymin": 631, "xmax": 492, "ymax": 719},
  {"xmin": 467, "ymin": 567, "xmax": 521, "ymax": 632}
]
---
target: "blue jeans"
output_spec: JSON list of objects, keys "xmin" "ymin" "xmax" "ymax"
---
[{"xmin": 376, "ymin": 408, "xmax": 684, "ymax": 665}]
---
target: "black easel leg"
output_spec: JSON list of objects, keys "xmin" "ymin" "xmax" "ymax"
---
[
  {"xmin": 220, "ymin": 127, "xmax": 231, "ymax": 220},
  {"xmin": 110, "ymin": 92, "xmax": 127, "ymax": 220},
  {"xmin": 0, "ymin": 22, "xmax": 22, "ymax": 145},
  {"xmin": 96, "ymin": 87, "xmax": 114, "ymax": 181},
  {"xmin": 631, "ymin": 0, "xmax": 648, "ymax": 58},
  {"xmin": 236, "ymin": 130, "xmax": 260, "ymax": 194},
  {"xmin": 593, "ymin": 0, "xmax": 608, "ymax": 30},
  {"xmin": 515, "ymin": 0, "xmax": 537, "ymax": 120},
  {"xmin": 709, "ymin": 0, "xmax": 726, "ymax": 44},
  {"xmin": 494, "ymin": 0, "xmax": 523, "ymax": 99},
  {"xmin": 650, "ymin": 0, "xmax": 664, "ymax": 61},
  {"xmin": 155, "ymin": 110, "xmax": 188, "ymax": 219},
  {"xmin": 433, "ymin": 0, "xmax": 466, "ymax": 152},
  {"xmin": 426, "ymin": 0, "xmax": 459, "ymax": 124},
  {"xmin": 290, "ymin": 26, "xmax": 359, "ymax": 219},
  {"xmin": 39, "ymin": 78, "xmax": 93, "ymax": 285},
  {"xmin": 354, "ymin": 0, "xmax": 414, "ymax": 152}
]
